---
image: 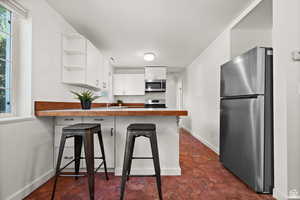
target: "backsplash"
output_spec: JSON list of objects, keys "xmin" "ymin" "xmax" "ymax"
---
[{"xmin": 114, "ymin": 95, "xmax": 145, "ymax": 103}]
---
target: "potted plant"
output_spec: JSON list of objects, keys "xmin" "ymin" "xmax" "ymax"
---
[
  {"xmin": 116, "ymin": 100, "xmax": 123, "ymax": 107},
  {"xmin": 71, "ymin": 90, "xmax": 100, "ymax": 110}
]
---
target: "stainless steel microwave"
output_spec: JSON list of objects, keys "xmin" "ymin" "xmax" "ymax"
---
[{"xmin": 145, "ymin": 80, "xmax": 166, "ymax": 92}]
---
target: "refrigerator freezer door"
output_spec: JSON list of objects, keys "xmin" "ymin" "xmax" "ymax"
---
[
  {"xmin": 220, "ymin": 96, "xmax": 265, "ymax": 192},
  {"xmin": 221, "ymin": 47, "xmax": 266, "ymax": 97}
]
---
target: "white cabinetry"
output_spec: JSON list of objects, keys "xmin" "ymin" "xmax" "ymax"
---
[
  {"xmin": 86, "ymin": 40, "xmax": 103, "ymax": 88},
  {"xmin": 145, "ymin": 67, "xmax": 167, "ymax": 80},
  {"xmin": 113, "ymin": 74, "xmax": 145, "ymax": 96},
  {"xmin": 62, "ymin": 33, "xmax": 108, "ymax": 90},
  {"xmin": 54, "ymin": 116, "xmax": 115, "ymax": 171},
  {"xmin": 62, "ymin": 33, "xmax": 86, "ymax": 84},
  {"xmin": 82, "ymin": 117, "xmax": 115, "ymax": 168}
]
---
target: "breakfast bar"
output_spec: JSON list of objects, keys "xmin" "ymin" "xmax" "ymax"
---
[{"xmin": 35, "ymin": 103, "xmax": 188, "ymax": 176}]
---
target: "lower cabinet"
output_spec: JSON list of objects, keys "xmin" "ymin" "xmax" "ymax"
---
[
  {"xmin": 54, "ymin": 147, "xmax": 76, "ymax": 169},
  {"xmin": 54, "ymin": 117, "xmax": 115, "ymax": 171}
]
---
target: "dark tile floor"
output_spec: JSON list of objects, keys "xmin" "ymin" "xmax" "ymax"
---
[{"xmin": 25, "ymin": 129, "xmax": 275, "ymax": 200}]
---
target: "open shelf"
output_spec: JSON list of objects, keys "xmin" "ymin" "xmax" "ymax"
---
[
  {"xmin": 63, "ymin": 33, "xmax": 84, "ymax": 40},
  {"xmin": 64, "ymin": 49, "xmax": 86, "ymax": 55},
  {"xmin": 63, "ymin": 65, "xmax": 85, "ymax": 71}
]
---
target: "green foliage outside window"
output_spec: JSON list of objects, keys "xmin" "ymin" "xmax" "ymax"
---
[{"xmin": 0, "ymin": 5, "xmax": 11, "ymax": 114}]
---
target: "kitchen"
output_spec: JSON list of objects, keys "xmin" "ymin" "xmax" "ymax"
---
[{"xmin": 0, "ymin": 0, "xmax": 299, "ymax": 200}]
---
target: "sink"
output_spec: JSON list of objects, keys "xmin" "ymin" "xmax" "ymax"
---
[{"xmin": 108, "ymin": 106, "xmax": 128, "ymax": 109}]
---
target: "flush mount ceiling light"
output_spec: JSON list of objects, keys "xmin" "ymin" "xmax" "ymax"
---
[{"xmin": 144, "ymin": 53, "xmax": 155, "ymax": 61}]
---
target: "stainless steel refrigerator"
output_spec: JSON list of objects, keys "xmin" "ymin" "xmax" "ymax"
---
[{"xmin": 220, "ymin": 47, "xmax": 274, "ymax": 193}]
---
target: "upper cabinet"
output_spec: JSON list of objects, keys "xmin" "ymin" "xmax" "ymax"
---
[
  {"xmin": 145, "ymin": 67, "xmax": 167, "ymax": 80},
  {"xmin": 113, "ymin": 74, "xmax": 145, "ymax": 96},
  {"xmin": 62, "ymin": 33, "xmax": 108, "ymax": 90},
  {"xmin": 86, "ymin": 40, "xmax": 103, "ymax": 88}
]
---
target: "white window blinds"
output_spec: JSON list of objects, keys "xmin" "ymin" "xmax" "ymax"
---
[{"xmin": 0, "ymin": 0, "xmax": 27, "ymax": 18}]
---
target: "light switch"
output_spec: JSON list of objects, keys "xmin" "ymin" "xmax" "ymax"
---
[{"xmin": 292, "ymin": 50, "xmax": 300, "ymax": 61}]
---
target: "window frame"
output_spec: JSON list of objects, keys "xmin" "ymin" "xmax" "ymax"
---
[{"xmin": 0, "ymin": 5, "xmax": 14, "ymax": 118}]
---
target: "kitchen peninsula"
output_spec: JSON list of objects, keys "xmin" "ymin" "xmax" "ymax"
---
[{"xmin": 35, "ymin": 102, "xmax": 188, "ymax": 176}]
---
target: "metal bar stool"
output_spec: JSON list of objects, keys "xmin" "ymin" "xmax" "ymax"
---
[
  {"xmin": 120, "ymin": 123, "xmax": 163, "ymax": 200},
  {"xmin": 51, "ymin": 123, "xmax": 109, "ymax": 200}
]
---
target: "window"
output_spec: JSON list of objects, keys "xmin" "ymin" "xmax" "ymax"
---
[{"xmin": 0, "ymin": 5, "xmax": 12, "ymax": 115}]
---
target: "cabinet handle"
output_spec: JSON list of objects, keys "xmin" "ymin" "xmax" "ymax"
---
[
  {"xmin": 94, "ymin": 118, "xmax": 104, "ymax": 121},
  {"xmin": 64, "ymin": 156, "xmax": 73, "ymax": 159},
  {"xmin": 111, "ymin": 128, "xmax": 113, "ymax": 136},
  {"xmin": 64, "ymin": 118, "xmax": 74, "ymax": 121}
]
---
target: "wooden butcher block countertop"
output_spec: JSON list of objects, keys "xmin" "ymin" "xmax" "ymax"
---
[{"xmin": 34, "ymin": 101, "xmax": 188, "ymax": 117}]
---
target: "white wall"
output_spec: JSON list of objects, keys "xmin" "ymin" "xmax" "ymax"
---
[
  {"xmin": 231, "ymin": 29, "xmax": 272, "ymax": 58},
  {"xmin": 0, "ymin": 118, "xmax": 53, "ymax": 200},
  {"xmin": 181, "ymin": 30, "xmax": 230, "ymax": 153},
  {"xmin": 273, "ymin": 0, "xmax": 300, "ymax": 199},
  {"xmin": 0, "ymin": 0, "xmax": 86, "ymax": 199},
  {"xmin": 181, "ymin": 0, "xmax": 269, "ymax": 154},
  {"xmin": 166, "ymin": 73, "xmax": 178, "ymax": 109}
]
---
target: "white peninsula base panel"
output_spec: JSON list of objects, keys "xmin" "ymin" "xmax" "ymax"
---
[
  {"xmin": 54, "ymin": 116, "xmax": 181, "ymax": 176},
  {"xmin": 115, "ymin": 116, "xmax": 180, "ymax": 176}
]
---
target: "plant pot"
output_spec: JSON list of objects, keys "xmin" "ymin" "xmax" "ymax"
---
[{"xmin": 81, "ymin": 100, "xmax": 92, "ymax": 110}]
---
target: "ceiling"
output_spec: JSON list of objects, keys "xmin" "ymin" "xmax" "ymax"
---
[
  {"xmin": 234, "ymin": 0, "xmax": 273, "ymax": 30},
  {"xmin": 47, "ymin": 0, "xmax": 254, "ymax": 68}
]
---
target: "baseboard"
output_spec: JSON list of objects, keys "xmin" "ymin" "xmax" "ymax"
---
[
  {"xmin": 181, "ymin": 126, "xmax": 219, "ymax": 155},
  {"xmin": 6, "ymin": 169, "xmax": 54, "ymax": 200},
  {"xmin": 273, "ymin": 188, "xmax": 288, "ymax": 200},
  {"xmin": 273, "ymin": 188, "xmax": 300, "ymax": 200},
  {"xmin": 114, "ymin": 167, "xmax": 181, "ymax": 176}
]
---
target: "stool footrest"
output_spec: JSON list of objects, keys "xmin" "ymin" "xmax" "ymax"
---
[
  {"xmin": 59, "ymin": 174, "xmax": 85, "ymax": 177},
  {"xmin": 95, "ymin": 161, "xmax": 104, "ymax": 173},
  {"xmin": 131, "ymin": 157, "xmax": 153, "ymax": 160},
  {"xmin": 80, "ymin": 156, "xmax": 104, "ymax": 160},
  {"xmin": 56, "ymin": 159, "xmax": 76, "ymax": 174},
  {"xmin": 128, "ymin": 175, "xmax": 156, "ymax": 177}
]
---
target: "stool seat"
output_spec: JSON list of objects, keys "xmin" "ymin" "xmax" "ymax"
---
[
  {"xmin": 63, "ymin": 123, "xmax": 101, "ymax": 132},
  {"xmin": 127, "ymin": 123, "xmax": 156, "ymax": 131}
]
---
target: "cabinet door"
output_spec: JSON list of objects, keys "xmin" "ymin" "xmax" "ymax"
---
[
  {"xmin": 113, "ymin": 74, "xmax": 125, "ymax": 95},
  {"xmin": 125, "ymin": 74, "xmax": 145, "ymax": 95},
  {"xmin": 86, "ymin": 40, "xmax": 101, "ymax": 88},
  {"xmin": 82, "ymin": 117, "xmax": 115, "ymax": 169},
  {"xmin": 54, "ymin": 147, "xmax": 78, "ymax": 169},
  {"xmin": 114, "ymin": 74, "xmax": 145, "ymax": 96},
  {"xmin": 54, "ymin": 126, "xmax": 75, "ymax": 147},
  {"xmin": 145, "ymin": 67, "xmax": 166, "ymax": 80},
  {"xmin": 100, "ymin": 59, "xmax": 110, "ymax": 90}
]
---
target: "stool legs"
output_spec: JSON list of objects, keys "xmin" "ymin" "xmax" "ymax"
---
[
  {"xmin": 120, "ymin": 132, "xmax": 135, "ymax": 200},
  {"xmin": 127, "ymin": 136, "xmax": 136, "ymax": 181},
  {"xmin": 51, "ymin": 134, "xmax": 67, "ymax": 200},
  {"xmin": 97, "ymin": 130, "xmax": 109, "ymax": 180},
  {"xmin": 120, "ymin": 130, "xmax": 163, "ymax": 200},
  {"xmin": 150, "ymin": 134, "xmax": 163, "ymax": 200},
  {"xmin": 83, "ymin": 130, "xmax": 95, "ymax": 200},
  {"xmin": 74, "ymin": 136, "xmax": 83, "ymax": 180}
]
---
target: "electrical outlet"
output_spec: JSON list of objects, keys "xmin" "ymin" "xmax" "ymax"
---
[
  {"xmin": 292, "ymin": 50, "xmax": 300, "ymax": 61},
  {"xmin": 289, "ymin": 189, "xmax": 299, "ymax": 197}
]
